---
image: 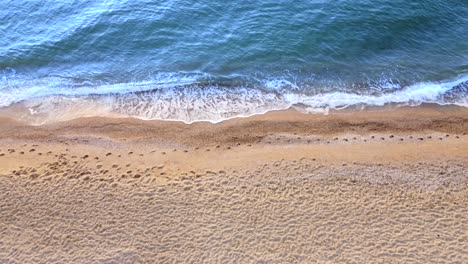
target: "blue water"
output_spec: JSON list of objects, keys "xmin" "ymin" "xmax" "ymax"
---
[{"xmin": 1, "ymin": 0, "xmax": 467, "ymax": 123}]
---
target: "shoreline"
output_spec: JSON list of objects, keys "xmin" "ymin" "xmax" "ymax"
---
[
  {"xmin": 1, "ymin": 104, "xmax": 467, "ymax": 262},
  {"xmin": 1, "ymin": 103, "xmax": 467, "ymax": 136}
]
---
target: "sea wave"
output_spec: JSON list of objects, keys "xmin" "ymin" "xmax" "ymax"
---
[{"xmin": 0, "ymin": 72, "xmax": 466, "ymax": 124}]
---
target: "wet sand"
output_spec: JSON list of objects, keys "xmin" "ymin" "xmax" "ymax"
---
[{"xmin": 0, "ymin": 104, "xmax": 467, "ymax": 263}]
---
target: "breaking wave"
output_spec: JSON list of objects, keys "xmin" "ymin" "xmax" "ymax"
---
[{"xmin": 0, "ymin": 71, "xmax": 466, "ymax": 124}]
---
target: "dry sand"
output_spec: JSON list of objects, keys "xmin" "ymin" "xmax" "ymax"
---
[{"xmin": 0, "ymin": 104, "xmax": 467, "ymax": 263}]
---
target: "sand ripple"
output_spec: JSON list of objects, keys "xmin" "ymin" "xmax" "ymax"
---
[{"xmin": 1, "ymin": 157, "xmax": 467, "ymax": 263}]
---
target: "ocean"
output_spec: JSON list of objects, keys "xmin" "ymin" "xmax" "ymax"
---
[{"xmin": 1, "ymin": 0, "xmax": 467, "ymax": 123}]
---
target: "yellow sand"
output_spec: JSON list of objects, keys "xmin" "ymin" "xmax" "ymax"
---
[{"xmin": 0, "ymin": 105, "xmax": 467, "ymax": 263}]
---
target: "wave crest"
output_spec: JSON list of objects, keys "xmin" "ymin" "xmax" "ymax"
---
[{"xmin": 0, "ymin": 73, "xmax": 467, "ymax": 124}]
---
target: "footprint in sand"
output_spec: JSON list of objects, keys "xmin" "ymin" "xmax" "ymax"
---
[{"xmin": 106, "ymin": 153, "xmax": 112, "ymax": 156}]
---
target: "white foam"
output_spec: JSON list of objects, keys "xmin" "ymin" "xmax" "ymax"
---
[
  {"xmin": 263, "ymin": 79, "xmax": 299, "ymax": 91},
  {"xmin": 0, "ymin": 74, "xmax": 467, "ymax": 124},
  {"xmin": 285, "ymin": 75, "xmax": 468, "ymax": 109},
  {"xmin": 0, "ymin": 71, "xmax": 208, "ymax": 107},
  {"xmin": 2, "ymin": 86, "xmax": 289, "ymax": 124}
]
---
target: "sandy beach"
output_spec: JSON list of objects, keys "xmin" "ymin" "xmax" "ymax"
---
[{"xmin": 0, "ymin": 104, "xmax": 467, "ymax": 263}]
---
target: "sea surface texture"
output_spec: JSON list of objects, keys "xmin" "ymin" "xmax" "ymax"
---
[{"xmin": 1, "ymin": 0, "xmax": 467, "ymax": 123}]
